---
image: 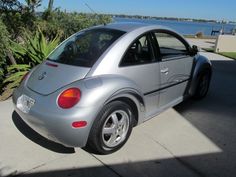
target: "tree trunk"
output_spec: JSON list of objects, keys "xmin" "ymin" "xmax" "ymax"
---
[
  {"xmin": 7, "ymin": 50, "xmax": 16, "ymax": 65},
  {"xmin": 48, "ymin": 0, "xmax": 53, "ymax": 11}
]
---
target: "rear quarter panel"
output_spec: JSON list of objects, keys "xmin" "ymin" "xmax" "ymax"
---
[{"xmin": 79, "ymin": 75, "xmax": 145, "ymax": 124}]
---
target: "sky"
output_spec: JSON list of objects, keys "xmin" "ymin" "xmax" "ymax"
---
[{"xmin": 20, "ymin": 0, "xmax": 236, "ymax": 21}]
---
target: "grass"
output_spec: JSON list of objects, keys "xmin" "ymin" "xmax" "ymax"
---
[
  {"xmin": 203, "ymin": 48, "xmax": 215, "ymax": 52},
  {"xmin": 219, "ymin": 52, "xmax": 236, "ymax": 60},
  {"xmin": 202, "ymin": 48, "xmax": 236, "ymax": 60},
  {"xmin": 184, "ymin": 35, "xmax": 217, "ymax": 39}
]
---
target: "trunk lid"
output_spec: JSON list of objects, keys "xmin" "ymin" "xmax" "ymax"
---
[{"xmin": 27, "ymin": 61, "xmax": 90, "ymax": 95}]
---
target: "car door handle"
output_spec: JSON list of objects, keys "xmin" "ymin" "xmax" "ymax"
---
[
  {"xmin": 174, "ymin": 79, "xmax": 182, "ymax": 83},
  {"xmin": 161, "ymin": 68, "xmax": 169, "ymax": 74}
]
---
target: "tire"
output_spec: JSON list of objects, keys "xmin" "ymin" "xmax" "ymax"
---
[
  {"xmin": 193, "ymin": 70, "xmax": 211, "ymax": 99},
  {"xmin": 86, "ymin": 101, "xmax": 134, "ymax": 155}
]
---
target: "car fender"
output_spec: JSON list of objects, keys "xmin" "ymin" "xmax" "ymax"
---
[
  {"xmin": 78, "ymin": 75, "xmax": 146, "ymax": 125},
  {"xmin": 188, "ymin": 54, "xmax": 212, "ymax": 96},
  {"xmin": 104, "ymin": 88, "xmax": 146, "ymax": 126}
]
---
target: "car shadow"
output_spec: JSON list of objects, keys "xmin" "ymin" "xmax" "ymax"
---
[
  {"xmin": 12, "ymin": 111, "xmax": 75, "ymax": 154},
  {"xmin": 176, "ymin": 59, "xmax": 236, "ymax": 120},
  {"xmin": 174, "ymin": 59, "xmax": 236, "ymax": 175},
  {"xmin": 0, "ymin": 153, "xmax": 227, "ymax": 177}
]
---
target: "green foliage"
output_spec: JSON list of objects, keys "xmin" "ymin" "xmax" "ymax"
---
[
  {"xmin": 40, "ymin": 10, "xmax": 112, "ymax": 40},
  {"xmin": 202, "ymin": 48, "xmax": 214, "ymax": 52},
  {"xmin": 0, "ymin": 18, "xmax": 10, "ymax": 85},
  {"xmin": 4, "ymin": 64, "xmax": 30, "ymax": 88},
  {"xmin": 4, "ymin": 28, "xmax": 60, "ymax": 91},
  {"xmin": 219, "ymin": 52, "xmax": 236, "ymax": 60},
  {"xmin": 0, "ymin": 18, "xmax": 9, "ymax": 62},
  {"xmin": 0, "ymin": 18, "xmax": 9, "ymax": 63},
  {"xmin": 11, "ymin": 28, "xmax": 60, "ymax": 64},
  {"xmin": 0, "ymin": 0, "xmax": 38, "ymax": 37}
]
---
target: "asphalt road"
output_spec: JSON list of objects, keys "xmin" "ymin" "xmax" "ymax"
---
[{"xmin": 0, "ymin": 52, "xmax": 236, "ymax": 177}]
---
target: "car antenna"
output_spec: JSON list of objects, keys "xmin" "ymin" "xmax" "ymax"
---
[
  {"xmin": 84, "ymin": 2, "xmax": 107, "ymax": 26},
  {"xmin": 84, "ymin": 3, "xmax": 96, "ymax": 14}
]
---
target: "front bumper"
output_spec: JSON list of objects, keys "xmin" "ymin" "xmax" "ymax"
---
[{"xmin": 12, "ymin": 86, "xmax": 98, "ymax": 148}]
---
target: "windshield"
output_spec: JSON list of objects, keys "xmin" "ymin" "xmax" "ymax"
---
[{"xmin": 48, "ymin": 28, "xmax": 126, "ymax": 67}]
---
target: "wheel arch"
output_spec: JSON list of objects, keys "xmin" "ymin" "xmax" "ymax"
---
[
  {"xmin": 81, "ymin": 75, "xmax": 146, "ymax": 130},
  {"xmin": 104, "ymin": 90, "xmax": 146, "ymax": 127},
  {"xmin": 85, "ymin": 88, "xmax": 145, "ymax": 154},
  {"xmin": 188, "ymin": 54, "xmax": 212, "ymax": 96}
]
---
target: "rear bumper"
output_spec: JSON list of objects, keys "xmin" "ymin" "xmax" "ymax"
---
[{"xmin": 12, "ymin": 86, "xmax": 98, "ymax": 148}]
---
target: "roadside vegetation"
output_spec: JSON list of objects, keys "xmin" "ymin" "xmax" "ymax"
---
[
  {"xmin": 203, "ymin": 48, "xmax": 236, "ymax": 60},
  {"xmin": 219, "ymin": 52, "xmax": 236, "ymax": 60},
  {"xmin": 0, "ymin": 0, "xmax": 112, "ymax": 100},
  {"xmin": 184, "ymin": 32, "xmax": 217, "ymax": 39},
  {"xmin": 203, "ymin": 48, "xmax": 214, "ymax": 52}
]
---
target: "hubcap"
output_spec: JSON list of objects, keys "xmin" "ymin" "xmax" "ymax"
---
[{"xmin": 102, "ymin": 110, "xmax": 130, "ymax": 148}]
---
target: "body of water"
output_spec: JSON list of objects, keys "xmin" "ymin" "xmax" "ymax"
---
[{"xmin": 114, "ymin": 17, "xmax": 236, "ymax": 36}]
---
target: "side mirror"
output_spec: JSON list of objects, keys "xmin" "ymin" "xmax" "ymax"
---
[{"xmin": 189, "ymin": 45, "xmax": 199, "ymax": 56}]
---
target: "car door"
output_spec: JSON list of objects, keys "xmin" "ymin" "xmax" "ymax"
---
[
  {"xmin": 152, "ymin": 30, "xmax": 194, "ymax": 108},
  {"xmin": 119, "ymin": 33, "xmax": 161, "ymax": 118}
]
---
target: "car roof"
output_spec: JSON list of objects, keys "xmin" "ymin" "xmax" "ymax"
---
[{"xmin": 95, "ymin": 22, "xmax": 170, "ymax": 33}]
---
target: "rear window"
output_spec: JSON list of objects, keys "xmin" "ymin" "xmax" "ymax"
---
[{"xmin": 48, "ymin": 28, "xmax": 125, "ymax": 67}]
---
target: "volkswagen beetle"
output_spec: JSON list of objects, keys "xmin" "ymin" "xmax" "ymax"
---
[{"xmin": 12, "ymin": 23, "xmax": 212, "ymax": 154}]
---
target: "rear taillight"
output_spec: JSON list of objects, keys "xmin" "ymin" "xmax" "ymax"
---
[
  {"xmin": 20, "ymin": 72, "xmax": 29, "ymax": 84},
  {"xmin": 58, "ymin": 88, "xmax": 81, "ymax": 109}
]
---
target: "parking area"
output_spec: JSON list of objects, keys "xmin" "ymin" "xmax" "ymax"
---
[{"xmin": 1, "ymin": 51, "xmax": 236, "ymax": 177}]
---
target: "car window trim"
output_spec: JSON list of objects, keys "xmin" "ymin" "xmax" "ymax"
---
[
  {"xmin": 119, "ymin": 32, "xmax": 157, "ymax": 67},
  {"xmin": 150, "ymin": 29, "xmax": 191, "ymax": 62},
  {"xmin": 160, "ymin": 55, "xmax": 191, "ymax": 62}
]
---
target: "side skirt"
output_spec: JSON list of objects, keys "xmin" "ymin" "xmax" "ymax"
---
[{"xmin": 142, "ymin": 96, "xmax": 184, "ymax": 123}]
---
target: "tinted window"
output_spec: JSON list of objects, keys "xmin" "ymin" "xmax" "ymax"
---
[
  {"xmin": 154, "ymin": 32, "xmax": 188, "ymax": 60},
  {"xmin": 48, "ymin": 29, "xmax": 125, "ymax": 67},
  {"xmin": 120, "ymin": 34, "xmax": 155, "ymax": 66}
]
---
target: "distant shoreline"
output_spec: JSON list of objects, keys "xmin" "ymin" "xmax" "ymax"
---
[
  {"xmin": 110, "ymin": 14, "xmax": 236, "ymax": 25},
  {"xmin": 35, "ymin": 11, "xmax": 236, "ymax": 25},
  {"xmin": 113, "ymin": 17, "xmax": 236, "ymax": 36}
]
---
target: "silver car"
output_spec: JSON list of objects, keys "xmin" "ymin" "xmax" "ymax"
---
[{"xmin": 12, "ymin": 23, "xmax": 212, "ymax": 154}]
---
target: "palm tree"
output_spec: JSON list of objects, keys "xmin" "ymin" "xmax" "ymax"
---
[
  {"xmin": 48, "ymin": 0, "xmax": 54, "ymax": 12},
  {"xmin": 25, "ymin": 0, "xmax": 41, "ymax": 13}
]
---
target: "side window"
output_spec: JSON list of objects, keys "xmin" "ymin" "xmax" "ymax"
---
[
  {"xmin": 154, "ymin": 32, "xmax": 188, "ymax": 60},
  {"xmin": 120, "ymin": 34, "xmax": 154, "ymax": 66}
]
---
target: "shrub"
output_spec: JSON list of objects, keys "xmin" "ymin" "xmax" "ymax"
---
[
  {"xmin": 39, "ymin": 10, "xmax": 112, "ymax": 40},
  {"xmin": 0, "ymin": 18, "xmax": 10, "ymax": 88},
  {"xmin": 0, "ymin": 0, "xmax": 40, "ymax": 38},
  {"xmin": 195, "ymin": 31, "xmax": 204, "ymax": 38},
  {"xmin": 10, "ymin": 28, "xmax": 60, "ymax": 65},
  {"xmin": 1, "ymin": 28, "xmax": 60, "ymax": 99}
]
